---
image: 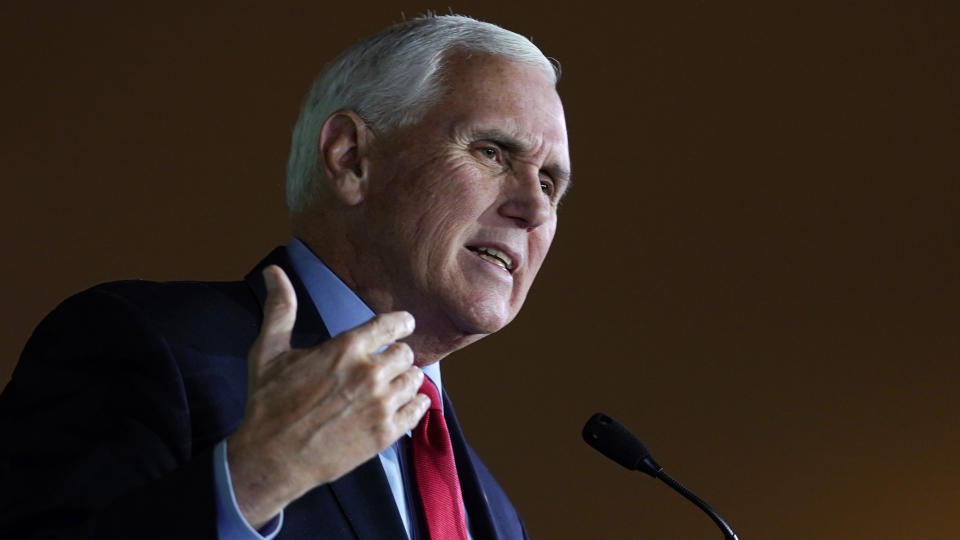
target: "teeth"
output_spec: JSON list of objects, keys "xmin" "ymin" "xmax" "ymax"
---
[
  {"xmin": 477, "ymin": 252, "xmax": 506, "ymax": 269},
  {"xmin": 474, "ymin": 246, "xmax": 514, "ymax": 271}
]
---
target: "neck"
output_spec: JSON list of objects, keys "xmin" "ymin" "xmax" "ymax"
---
[
  {"xmin": 403, "ymin": 330, "xmax": 483, "ymax": 367},
  {"xmin": 349, "ymin": 278, "xmax": 485, "ymax": 367},
  {"xmin": 295, "ymin": 219, "xmax": 485, "ymax": 366}
]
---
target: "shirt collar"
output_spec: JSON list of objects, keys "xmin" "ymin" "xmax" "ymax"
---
[{"xmin": 286, "ymin": 238, "xmax": 442, "ymax": 395}]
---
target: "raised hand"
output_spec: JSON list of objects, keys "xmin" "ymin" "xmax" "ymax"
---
[{"xmin": 227, "ymin": 265, "xmax": 430, "ymax": 527}]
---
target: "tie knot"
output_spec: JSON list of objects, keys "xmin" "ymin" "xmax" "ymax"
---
[{"xmin": 419, "ymin": 378, "xmax": 442, "ymax": 411}]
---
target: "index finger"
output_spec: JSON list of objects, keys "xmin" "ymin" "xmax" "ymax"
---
[{"xmin": 339, "ymin": 311, "xmax": 415, "ymax": 354}]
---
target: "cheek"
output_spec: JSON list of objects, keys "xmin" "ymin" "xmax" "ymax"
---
[
  {"xmin": 419, "ymin": 165, "xmax": 491, "ymax": 228},
  {"xmin": 528, "ymin": 220, "xmax": 557, "ymax": 270},
  {"xmin": 410, "ymin": 192, "xmax": 485, "ymax": 268}
]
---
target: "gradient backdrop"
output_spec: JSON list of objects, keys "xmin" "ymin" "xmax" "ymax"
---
[{"xmin": 2, "ymin": 2, "xmax": 958, "ymax": 538}]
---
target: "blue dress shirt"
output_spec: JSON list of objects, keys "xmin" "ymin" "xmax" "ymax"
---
[{"xmin": 213, "ymin": 239, "xmax": 442, "ymax": 539}]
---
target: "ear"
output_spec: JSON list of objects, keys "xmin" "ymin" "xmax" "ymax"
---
[{"xmin": 317, "ymin": 110, "xmax": 372, "ymax": 206}]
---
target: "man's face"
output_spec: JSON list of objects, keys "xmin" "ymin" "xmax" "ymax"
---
[{"xmin": 355, "ymin": 52, "xmax": 570, "ymax": 345}]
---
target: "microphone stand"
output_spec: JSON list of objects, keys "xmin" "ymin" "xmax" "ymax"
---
[
  {"xmin": 583, "ymin": 412, "xmax": 739, "ymax": 540},
  {"xmin": 655, "ymin": 469, "xmax": 738, "ymax": 540}
]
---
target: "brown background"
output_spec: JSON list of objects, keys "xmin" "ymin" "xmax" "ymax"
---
[{"xmin": 2, "ymin": 2, "xmax": 958, "ymax": 538}]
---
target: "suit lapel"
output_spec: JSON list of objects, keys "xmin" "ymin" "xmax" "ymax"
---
[
  {"xmin": 443, "ymin": 390, "xmax": 501, "ymax": 540},
  {"xmin": 328, "ymin": 458, "xmax": 410, "ymax": 538},
  {"xmin": 244, "ymin": 246, "xmax": 330, "ymax": 348}
]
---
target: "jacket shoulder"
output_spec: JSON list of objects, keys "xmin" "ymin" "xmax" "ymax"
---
[{"xmin": 88, "ymin": 278, "xmax": 259, "ymax": 334}]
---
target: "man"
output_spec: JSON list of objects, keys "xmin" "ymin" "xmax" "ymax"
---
[{"xmin": 0, "ymin": 14, "xmax": 570, "ymax": 539}]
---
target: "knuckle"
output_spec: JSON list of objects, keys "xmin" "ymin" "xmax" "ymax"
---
[
  {"xmin": 371, "ymin": 399, "xmax": 392, "ymax": 423},
  {"xmin": 337, "ymin": 333, "xmax": 362, "ymax": 353},
  {"xmin": 365, "ymin": 314, "xmax": 386, "ymax": 333},
  {"xmin": 417, "ymin": 393, "xmax": 431, "ymax": 413},
  {"xmin": 400, "ymin": 404, "xmax": 424, "ymax": 432},
  {"xmin": 389, "ymin": 342, "xmax": 414, "ymax": 363},
  {"xmin": 346, "ymin": 361, "xmax": 379, "ymax": 389},
  {"xmin": 324, "ymin": 345, "xmax": 348, "ymax": 371},
  {"xmin": 377, "ymin": 311, "xmax": 412, "ymax": 335},
  {"xmin": 412, "ymin": 370, "xmax": 426, "ymax": 391},
  {"xmin": 395, "ymin": 341, "xmax": 413, "ymax": 357},
  {"xmin": 398, "ymin": 368, "xmax": 418, "ymax": 390}
]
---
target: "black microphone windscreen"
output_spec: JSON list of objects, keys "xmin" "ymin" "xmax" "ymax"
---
[{"xmin": 582, "ymin": 412, "xmax": 661, "ymax": 477}]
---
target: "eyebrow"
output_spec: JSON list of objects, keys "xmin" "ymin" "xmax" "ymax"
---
[{"xmin": 469, "ymin": 128, "xmax": 573, "ymax": 194}]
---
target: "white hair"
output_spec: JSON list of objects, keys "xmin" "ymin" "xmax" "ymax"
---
[{"xmin": 285, "ymin": 14, "xmax": 560, "ymax": 214}]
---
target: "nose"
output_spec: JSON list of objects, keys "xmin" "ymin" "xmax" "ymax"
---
[{"xmin": 497, "ymin": 166, "xmax": 552, "ymax": 230}]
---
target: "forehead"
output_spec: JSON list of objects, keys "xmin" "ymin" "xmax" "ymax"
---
[{"xmin": 430, "ymin": 53, "xmax": 570, "ymax": 167}]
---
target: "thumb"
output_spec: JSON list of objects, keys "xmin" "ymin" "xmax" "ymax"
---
[{"xmin": 250, "ymin": 265, "xmax": 298, "ymax": 371}]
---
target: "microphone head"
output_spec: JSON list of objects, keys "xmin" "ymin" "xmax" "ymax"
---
[{"xmin": 582, "ymin": 412, "xmax": 662, "ymax": 477}]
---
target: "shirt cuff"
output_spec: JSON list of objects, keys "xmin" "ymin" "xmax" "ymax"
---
[{"xmin": 213, "ymin": 439, "xmax": 283, "ymax": 539}]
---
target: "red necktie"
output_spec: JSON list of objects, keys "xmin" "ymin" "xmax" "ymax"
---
[{"xmin": 412, "ymin": 378, "xmax": 469, "ymax": 539}]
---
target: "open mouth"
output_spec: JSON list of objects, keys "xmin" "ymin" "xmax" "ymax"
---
[{"xmin": 467, "ymin": 246, "xmax": 515, "ymax": 273}]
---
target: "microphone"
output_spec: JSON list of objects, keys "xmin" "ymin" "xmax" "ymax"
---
[{"xmin": 582, "ymin": 412, "xmax": 739, "ymax": 540}]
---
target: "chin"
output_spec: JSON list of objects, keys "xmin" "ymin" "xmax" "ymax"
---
[
  {"xmin": 407, "ymin": 299, "xmax": 515, "ymax": 363},
  {"xmin": 452, "ymin": 299, "xmax": 517, "ymax": 335}
]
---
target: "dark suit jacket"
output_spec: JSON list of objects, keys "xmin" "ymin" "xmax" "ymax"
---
[{"xmin": 0, "ymin": 248, "xmax": 527, "ymax": 539}]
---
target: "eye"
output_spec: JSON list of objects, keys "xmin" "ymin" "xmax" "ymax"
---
[
  {"xmin": 477, "ymin": 145, "xmax": 502, "ymax": 163},
  {"xmin": 539, "ymin": 175, "xmax": 555, "ymax": 197}
]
